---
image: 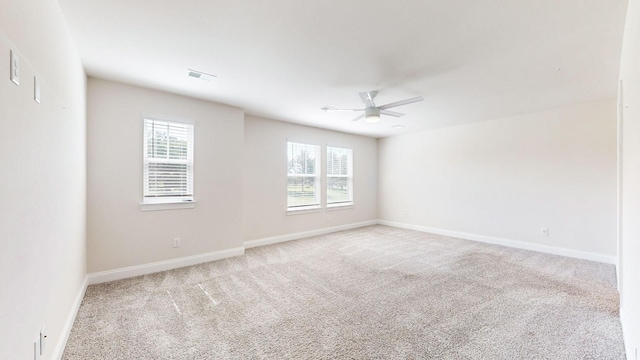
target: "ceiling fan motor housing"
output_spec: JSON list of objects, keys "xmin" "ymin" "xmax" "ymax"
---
[{"xmin": 365, "ymin": 107, "xmax": 380, "ymax": 117}]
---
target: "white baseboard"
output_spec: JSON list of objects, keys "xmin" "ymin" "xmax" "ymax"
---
[
  {"xmin": 87, "ymin": 220, "xmax": 378, "ymax": 285},
  {"xmin": 87, "ymin": 247, "xmax": 245, "ymax": 285},
  {"xmin": 52, "ymin": 275, "xmax": 88, "ymax": 360},
  {"xmin": 244, "ymin": 220, "xmax": 378, "ymax": 249},
  {"xmin": 378, "ymin": 220, "xmax": 617, "ymax": 265}
]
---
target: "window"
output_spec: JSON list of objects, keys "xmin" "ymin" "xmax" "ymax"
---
[
  {"xmin": 287, "ymin": 141, "xmax": 321, "ymax": 210},
  {"xmin": 143, "ymin": 118, "xmax": 194, "ymax": 205},
  {"xmin": 327, "ymin": 146, "xmax": 353, "ymax": 206}
]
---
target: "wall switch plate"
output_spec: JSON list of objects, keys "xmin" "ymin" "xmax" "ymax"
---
[
  {"xmin": 34, "ymin": 77, "xmax": 41, "ymax": 103},
  {"xmin": 540, "ymin": 227, "xmax": 549, "ymax": 236},
  {"xmin": 34, "ymin": 335, "xmax": 41, "ymax": 360},
  {"xmin": 10, "ymin": 50, "xmax": 19, "ymax": 85},
  {"xmin": 173, "ymin": 238, "xmax": 181, "ymax": 248},
  {"xmin": 39, "ymin": 326, "xmax": 47, "ymax": 355}
]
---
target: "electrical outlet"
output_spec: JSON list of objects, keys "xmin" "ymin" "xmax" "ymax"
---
[
  {"xmin": 326, "ymin": 215, "xmax": 331, "ymax": 222},
  {"xmin": 173, "ymin": 238, "xmax": 181, "ymax": 248},
  {"xmin": 10, "ymin": 49, "xmax": 19, "ymax": 85},
  {"xmin": 540, "ymin": 227, "xmax": 549, "ymax": 236}
]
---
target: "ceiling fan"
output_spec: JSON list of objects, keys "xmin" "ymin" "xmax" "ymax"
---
[{"xmin": 322, "ymin": 91, "xmax": 423, "ymax": 123}]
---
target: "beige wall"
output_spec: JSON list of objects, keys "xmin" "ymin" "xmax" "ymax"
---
[
  {"xmin": 619, "ymin": 0, "xmax": 640, "ymax": 356},
  {"xmin": 87, "ymin": 78, "xmax": 244, "ymax": 273},
  {"xmin": 379, "ymin": 100, "xmax": 617, "ymax": 257},
  {"xmin": 243, "ymin": 115, "xmax": 378, "ymax": 241},
  {"xmin": 0, "ymin": 0, "xmax": 87, "ymax": 358}
]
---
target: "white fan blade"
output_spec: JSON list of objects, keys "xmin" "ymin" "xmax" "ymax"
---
[
  {"xmin": 358, "ymin": 91, "xmax": 378, "ymax": 108},
  {"xmin": 322, "ymin": 106, "xmax": 363, "ymax": 112},
  {"xmin": 351, "ymin": 114, "xmax": 365, "ymax": 122},
  {"xmin": 378, "ymin": 96, "xmax": 423, "ymax": 110},
  {"xmin": 380, "ymin": 109, "xmax": 405, "ymax": 117}
]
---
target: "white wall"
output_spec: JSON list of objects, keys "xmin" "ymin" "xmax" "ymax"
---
[
  {"xmin": 619, "ymin": 0, "xmax": 640, "ymax": 357},
  {"xmin": 0, "ymin": 0, "xmax": 87, "ymax": 359},
  {"xmin": 243, "ymin": 115, "xmax": 378, "ymax": 241},
  {"xmin": 379, "ymin": 100, "xmax": 617, "ymax": 259},
  {"xmin": 87, "ymin": 78, "xmax": 244, "ymax": 273}
]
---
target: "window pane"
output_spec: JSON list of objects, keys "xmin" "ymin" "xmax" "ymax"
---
[
  {"xmin": 153, "ymin": 129, "xmax": 168, "ymax": 158},
  {"xmin": 168, "ymin": 136, "xmax": 188, "ymax": 160},
  {"xmin": 146, "ymin": 163, "xmax": 190, "ymax": 196},
  {"xmin": 327, "ymin": 146, "xmax": 352, "ymax": 204},
  {"xmin": 327, "ymin": 147, "xmax": 350, "ymax": 175},
  {"xmin": 288, "ymin": 142, "xmax": 317, "ymax": 175},
  {"xmin": 328, "ymin": 177, "xmax": 349, "ymax": 203},
  {"xmin": 287, "ymin": 141, "xmax": 320, "ymax": 209},
  {"xmin": 288, "ymin": 176, "xmax": 318, "ymax": 207},
  {"xmin": 144, "ymin": 119, "xmax": 194, "ymax": 199}
]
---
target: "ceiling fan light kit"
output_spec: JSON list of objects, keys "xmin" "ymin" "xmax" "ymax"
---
[
  {"xmin": 323, "ymin": 91, "xmax": 423, "ymax": 124},
  {"xmin": 365, "ymin": 107, "xmax": 381, "ymax": 123}
]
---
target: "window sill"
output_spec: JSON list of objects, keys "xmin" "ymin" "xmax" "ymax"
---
[
  {"xmin": 140, "ymin": 201, "xmax": 197, "ymax": 212},
  {"xmin": 326, "ymin": 202, "xmax": 354, "ymax": 211},
  {"xmin": 286, "ymin": 205, "xmax": 322, "ymax": 216}
]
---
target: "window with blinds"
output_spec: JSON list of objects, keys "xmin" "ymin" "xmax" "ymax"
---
[
  {"xmin": 287, "ymin": 141, "xmax": 321, "ymax": 209},
  {"xmin": 327, "ymin": 146, "xmax": 353, "ymax": 206},
  {"xmin": 143, "ymin": 118, "xmax": 194, "ymax": 203}
]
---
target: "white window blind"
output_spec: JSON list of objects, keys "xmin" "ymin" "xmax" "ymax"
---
[
  {"xmin": 143, "ymin": 119, "xmax": 194, "ymax": 203},
  {"xmin": 287, "ymin": 142, "xmax": 321, "ymax": 209},
  {"xmin": 327, "ymin": 146, "xmax": 353, "ymax": 205}
]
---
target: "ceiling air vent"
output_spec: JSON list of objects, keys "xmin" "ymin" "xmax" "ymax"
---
[{"xmin": 187, "ymin": 69, "xmax": 216, "ymax": 81}]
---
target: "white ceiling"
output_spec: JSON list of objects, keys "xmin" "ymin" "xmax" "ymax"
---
[{"xmin": 57, "ymin": 0, "xmax": 627, "ymax": 138}]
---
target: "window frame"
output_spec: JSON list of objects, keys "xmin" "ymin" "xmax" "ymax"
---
[
  {"xmin": 140, "ymin": 117, "xmax": 196, "ymax": 211},
  {"xmin": 326, "ymin": 145, "xmax": 354, "ymax": 208},
  {"xmin": 286, "ymin": 140, "xmax": 322, "ymax": 213}
]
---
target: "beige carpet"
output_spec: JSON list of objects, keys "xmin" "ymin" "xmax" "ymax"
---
[{"xmin": 63, "ymin": 225, "xmax": 625, "ymax": 359}]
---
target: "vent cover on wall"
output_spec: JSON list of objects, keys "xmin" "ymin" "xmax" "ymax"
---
[{"xmin": 187, "ymin": 69, "xmax": 216, "ymax": 81}]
